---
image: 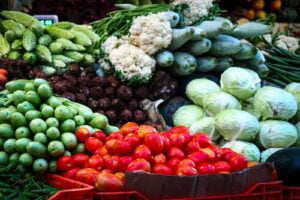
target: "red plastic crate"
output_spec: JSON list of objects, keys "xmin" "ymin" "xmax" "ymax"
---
[
  {"xmin": 162, "ymin": 181, "xmax": 283, "ymax": 200},
  {"xmin": 45, "ymin": 174, "xmax": 94, "ymax": 200},
  {"xmin": 93, "ymin": 191, "xmax": 148, "ymax": 200},
  {"xmin": 283, "ymin": 186, "xmax": 300, "ymax": 200}
]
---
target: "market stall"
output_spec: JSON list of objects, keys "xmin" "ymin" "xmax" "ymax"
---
[{"xmin": 0, "ymin": 0, "xmax": 300, "ymax": 199}]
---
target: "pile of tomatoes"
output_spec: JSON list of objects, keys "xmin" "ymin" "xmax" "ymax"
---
[
  {"xmin": 0, "ymin": 69, "xmax": 8, "ymax": 86},
  {"xmin": 56, "ymin": 122, "xmax": 252, "ymax": 192}
]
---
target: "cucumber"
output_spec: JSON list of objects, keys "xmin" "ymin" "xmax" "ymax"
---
[
  {"xmin": 64, "ymin": 51, "xmax": 84, "ymax": 62},
  {"xmin": 168, "ymin": 27, "xmax": 194, "ymax": 51},
  {"xmin": 41, "ymin": 65, "xmax": 57, "ymax": 76},
  {"xmin": 38, "ymin": 34, "xmax": 53, "ymax": 46},
  {"xmin": 232, "ymin": 43, "xmax": 258, "ymax": 60},
  {"xmin": 26, "ymin": 91, "xmax": 41, "ymax": 106},
  {"xmin": 23, "ymin": 52, "xmax": 37, "ymax": 64},
  {"xmin": 170, "ymin": 52, "xmax": 197, "ymax": 76},
  {"xmin": 70, "ymin": 29, "xmax": 92, "ymax": 46},
  {"xmin": 196, "ymin": 57, "xmax": 218, "ymax": 73},
  {"xmin": 53, "ymin": 55, "xmax": 74, "ymax": 63},
  {"xmin": 26, "ymin": 141, "xmax": 48, "ymax": 158},
  {"xmin": 213, "ymin": 57, "xmax": 234, "ymax": 73},
  {"xmin": 49, "ymin": 42, "xmax": 63, "ymax": 54},
  {"xmin": 209, "ymin": 35, "xmax": 242, "ymax": 56},
  {"xmin": 155, "ymin": 50, "xmax": 174, "ymax": 68},
  {"xmin": 0, "ymin": 33, "xmax": 10, "ymax": 56},
  {"xmin": 36, "ymin": 44, "xmax": 52, "ymax": 63},
  {"xmin": 5, "ymin": 80, "xmax": 31, "ymax": 93},
  {"xmin": 4, "ymin": 30, "xmax": 16, "ymax": 42},
  {"xmin": 0, "ymin": 123, "xmax": 14, "ymax": 138},
  {"xmin": 11, "ymin": 39, "xmax": 23, "ymax": 51},
  {"xmin": 230, "ymin": 22, "xmax": 271, "ymax": 39},
  {"xmin": 197, "ymin": 21, "xmax": 231, "ymax": 38},
  {"xmin": 182, "ymin": 38, "xmax": 212, "ymax": 56},
  {"xmin": 8, "ymin": 51, "xmax": 21, "ymax": 60},
  {"xmin": 22, "ymin": 30, "xmax": 37, "ymax": 51}
]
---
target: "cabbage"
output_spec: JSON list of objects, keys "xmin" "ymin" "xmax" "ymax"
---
[
  {"xmin": 253, "ymin": 86, "xmax": 298, "ymax": 120},
  {"xmin": 173, "ymin": 105, "xmax": 206, "ymax": 128},
  {"xmin": 220, "ymin": 67, "xmax": 261, "ymax": 100},
  {"xmin": 222, "ymin": 141, "xmax": 260, "ymax": 162},
  {"xmin": 258, "ymin": 120, "xmax": 298, "ymax": 148},
  {"xmin": 203, "ymin": 91, "xmax": 241, "ymax": 116},
  {"xmin": 215, "ymin": 109, "xmax": 259, "ymax": 141},
  {"xmin": 295, "ymin": 122, "xmax": 300, "ymax": 146},
  {"xmin": 260, "ymin": 148, "xmax": 282, "ymax": 162},
  {"xmin": 189, "ymin": 117, "xmax": 220, "ymax": 140},
  {"xmin": 185, "ymin": 78, "xmax": 220, "ymax": 106},
  {"xmin": 285, "ymin": 82, "xmax": 300, "ymax": 121},
  {"xmin": 242, "ymin": 98, "xmax": 261, "ymax": 119}
]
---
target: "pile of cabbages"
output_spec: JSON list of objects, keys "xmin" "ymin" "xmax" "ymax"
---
[{"xmin": 172, "ymin": 67, "xmax": 300, "ymax": 163}]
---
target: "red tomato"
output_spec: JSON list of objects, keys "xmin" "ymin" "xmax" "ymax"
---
[
  {"xmin": 161, "ymin": 134, "xmax": 171, "ymax": 153},
  {"xmin": 187, "ymin": 151, "xmax": 209, "ymax": 165},
  {"xmin": 152, "ymin": 153, "xmax": 167, "ymax": 165},
  {"xmin": 200, "ymin": 148, "xmax": 216, "ymax": 162},
  {"xmin": 105, "ymin": 155, "xmax": 120, "ymax": 172},
  {"xmin": 133, "ymin": 145, "xmax": 152, "ymax": 161},
  {"xmin": 76, "ymin": 168, "xmax": 100, "ymax": 185},
  {"xmin": 176, "ymin": 166, "xmax": 198, "ymax": 176},
  {"xmin": 101, "ymin": 169, "xmax": 113, "ymax": 174},
  {"xmin": 57, "ymin": 156, "xmax": 74, "ymax": 172},
  {"xmin": 222, "ymin": 152, "xmax": 238, "ymax": 161},
  {"xmin": 88, "ymin": 155, "xmax": 104, "ymax": 171},
  {"xmin": 92, "ymin": 131, "xmax": 107, "ymax": 143},
  {"xmin": 113, "ymin": 139, "xmax": 132, "ymax": 155},
  {"xmin": 152, "ymin": 164, "xmax": 173, "ymax": 175},
  {"xmin": 229, "ymin": 155, "xmax": 247, "ymax": 171},
  {"xmin": 107, "ymin": 132, "xmax": 123, "ymax": 140},
  {"xmin": 185, "ymin": 141, "xmax": 201, "ymax": 154},
  {"xmin": 167, "ymin": 158, "xmax": 181, "ymax": 171},
  {"xmin": 167, "ymin": 147, "xmax": 185, "ymax": 160},
  {"xmin": 214, "ymin": 161, "xmax": 232, "ymax": 173},
  {"xmin": 63, "ymin": 168, "xmax": 80, "ymax": 180},
  {"xmin": 106, "ymin": 139, "xmax": 117, "ymax": 154},
  {"xmin": 95, "ymin": 172, "xmax": 124, "ymax": 192},
  {"xmin": 72, "ymin": 154, "xmax": 89, "ymax": 168},
  {"xmin": 120, "ymin": 122, "xmax": 139, "ymax": 135},
  {"xmin": 170, "ymin": 133, "xmax": 186, "ymax": 149},
  {"xmin": 85, "ymin": 137, "xmax": 103, "ymax": 153},
  {"xmin": 178, "ymin": 159, "xmax": 196, "ymax": 168},
  {"xmin": 192, "ymin": 133, "xmax": 212, "ymax": 147},
  {"xmin": 0, "ymin": 74, "xmax": 7, "ymax": 85},
  {"xmin": 118, "ymin": 156, "xmax": 133, "ymax": 172},
  {"xmin": 127, "ymin": 158, "xmax": 151, "ymax": 172},
  {"xmin": 115, "ymin": 172, "xmax": 125, "ymax": 182},
  {"xmin": 161, "ymin": 131, "xmax": 171, "ymax": 138},
  {"xmin": 94, "ymin": 146, "xmax": 109, "ymax": 156},
  {"xmin": 169, "ymin": 126, "xmax": 189, "ymax": 135},
  {"xmin": 197, "ymin": 162, "xmax": 216, "ymax": 174},
  {"xmin": 208, "ymin": 145, "xmax": 221, "ymax": 160},
  {"xmin": 0, "ymin": 69, "xmax": 8, "ymax": 76},
  {"xmin": 220, "ymin": 148, "xmax": 234, "ymax": 155},
  {"xmin": 124, "ymin": 133, "xmax": 141, "ymax": 149},
  {"xmin": 137, "ymin": 125, "xmax": 157, "ymax": 138},
  {"xmin": 75, "ymin": 128, "xmax": 91, "ymax": 142},
  {"xmin": 144, "ymin": 133, "xmax": 164, "ymax": 154}
]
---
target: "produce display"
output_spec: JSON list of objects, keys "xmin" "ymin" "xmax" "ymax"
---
[
  {"xmin": 172, "ymin": 67, "xmax": 300, "ymax": 162},
  {"xmin": 0, "ymin": 79, "xmax": 116, "ymax": 174},
  {"xmin": 0, "ymin": 11, "xmax": 100, "ymax": 75},
  {"xmin": 56, "ymin": 123, "xmax": 251, "ymax": 191}
]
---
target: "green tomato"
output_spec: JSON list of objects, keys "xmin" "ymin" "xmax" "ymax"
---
[{"xmin": 29, "ymin": 118, "xmax": 47, "ymax": 133}]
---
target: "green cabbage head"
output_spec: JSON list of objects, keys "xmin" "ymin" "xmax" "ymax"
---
[
  {"xmin": 173, "ymin": 105, "xmax": 206, "ymax": 128},
  {"xmin": 189, "ymin": 117, "xmax": 220, "ymax": 140},
  {"xmin": 222, "ymin": 140, "xmax": 260, "ymax": 162},
  {"xmin": 220, "ymin": 67, "xmax": 261, "ymax": 101},
  {"xmin": 186, "ymin": 78, "xmax": 220, "ymax": 106},
  {"xmin": 203, "ymin": 91, "xmax": 241, "ymax": 116},
  {"xmin": 258, "ymin": 120, "xmax": 298, "ymax": 148},
  {"xmin": 285, "ymin": 82, "xmax": 300, "ymax": 121},
  {"xmin": 253, "ymin": 86, "xmax": 298, "ymax": 120},
  {"xmin": 216, "ymin": 109, "xmax": 259, "ymax": 141},
  {"xmin": 294, "ymin": 122, "xmax": 300, "ymax": 146}
]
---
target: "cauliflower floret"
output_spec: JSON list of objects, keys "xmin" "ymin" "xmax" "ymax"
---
[
  {"xmin": 171, "ymin": 0, "xmax": 213, "ymax": 26},
  {"xmin": 102, "ymin": 36, "xmax": 129, "ymax": 54},
  {"xmin": 275, "ymin": 35, "xmax": 299, "ymax": 52},
  {"xmin": 98, "ymin": 58, "xmax": 112, "ymax": 71},
  {"xmin": 109, "ymin": 43, "xmax": 156, "ymax": 84},
  {"xmin": 129, "ymin": 13, "xmax": 172, "ymax": 55}
]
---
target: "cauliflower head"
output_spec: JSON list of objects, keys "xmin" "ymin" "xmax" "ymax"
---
[
  {"xmin": 171, "ymin": 0, "xmax": 214, "ymax": 26},
  {"xmin": 129, "ymin": 13, "xmax": 172, "ymax": 55},
  {"xmin": 109, "ymin": 43, "xmax": 156, "ymax": 84},
  {"xmin": 275, "ymin": 35, "xmax": 299, "ymax": 52}
]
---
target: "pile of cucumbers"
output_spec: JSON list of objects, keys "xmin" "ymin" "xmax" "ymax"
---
[
  {"xmin": 155, "ymin": 16, "xmax": 272, "ymax": 77},
  {"xmin": 0, "ymin": 79, "xmax": 117, "ymax": 174}
]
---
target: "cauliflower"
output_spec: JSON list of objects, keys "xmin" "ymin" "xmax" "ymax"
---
[
  {"xmin": 275, "ymin": 35, "xmax": 299, "ymax": 52},
  {"xmin": 129, "ymin": 13, "xmax": 172, "ymax": 55},
  {"xmin": 101, "ymin": 36, "xmax": 129, "ymax": 54},
  {"xmin": 171, "ymin": 0, "xmax": 214, "ymax": 26},
  {"xmin": 109, "ymin": 43, "xmax": 156, "ymax": 84}
]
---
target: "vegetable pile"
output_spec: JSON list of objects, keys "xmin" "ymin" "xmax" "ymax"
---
[
  {"xmin": 172, "ymin": 67, "xmax": 300, "ymax": 162},
  {"xmin": 56, "ymin": 123, "xmax": 251, "ymax": 192},
  {"xmin": 0, "ymin": 11, "xmax": 100, "ymax": 75},
  {"xmin": 0, "ymin": 173, "xmax": 58, "ymax": 200},
  {"xmin": 0, "ymin": 78, "xmax": 118, "ymax": 174}
]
